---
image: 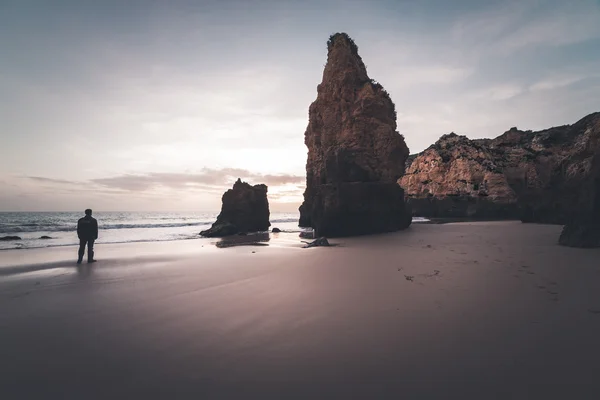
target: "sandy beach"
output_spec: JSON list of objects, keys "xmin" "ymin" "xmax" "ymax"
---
[{"xmin": 1, "ymin": 222, "xmax": 600, "ymax": 399}]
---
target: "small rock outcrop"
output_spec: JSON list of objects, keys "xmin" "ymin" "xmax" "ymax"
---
[
  {"xmin": 401, "ymin": 112, "xmax": 600, "ymax": 224},
  {"xmin": 271, "ymin": 228, "xmax": 281, "ymax": 233},
  {"xmin": 302, "ymin": 237, "xmax": 331, "ymax": 248},
  {"xmin": 298, "ymin": 32, "xmax": 412, "ymax": 237},
  {"xmin": 299, "ymin": 231, "xmax": 314, "ymax": 239},
  {"xmin": 0, "ymin": 236, "xmax": 21, "ymax": 241},
  {"xmin": 200, "ymin": 179, "xmax": 270, "ymax": 237},
  {"xmin": 40, "ymin": 236, "xmax": 52, "ymax": 239}
]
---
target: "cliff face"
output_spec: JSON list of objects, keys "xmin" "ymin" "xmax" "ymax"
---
[
  {"xmin": 400, "ymin": 112, "xmax": 600, "ymax": 224},
  {"xmin": 200, "ymin": 179, "xmax": 270, "ymax": 237},
  {"xmin": 559, "ymin": 115, "xmax": 600, "ymax": 247},
  {"xmin": 299, "ymin": 33, "xmax": 411, "ymax": 236},
  {"xmin": 399, "ymin": 133, "xmax": 518, "ymax": 218}
]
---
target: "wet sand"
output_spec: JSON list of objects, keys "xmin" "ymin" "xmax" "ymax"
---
[{"xmin": 1, "ymin": 222, "xmax": 600, "ymax": 399}]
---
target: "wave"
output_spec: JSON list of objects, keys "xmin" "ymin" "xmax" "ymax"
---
[
  {"xmin": 269, "ymin": 217, "xmax": 299, "ymax": 224},
  {"xmin": 0, "ymin": 217, "xmax": 302, "ymax": 234},
  {"xmin": 0, "ymin": 221, "xmax": 211, "ymax": 233},
  {"xmin": 0, "ymin": 229, "xmax": 307, "ymax": 251}
]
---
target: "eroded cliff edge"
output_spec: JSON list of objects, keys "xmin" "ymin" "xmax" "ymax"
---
[{"xmin": 400, "ymin": 112, "xmax": 600, "ymax": 226}]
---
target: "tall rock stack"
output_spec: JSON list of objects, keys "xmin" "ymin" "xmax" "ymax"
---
[{"xmin": 299, "ymin": 33, "xmax": 412, "ymax": 237}]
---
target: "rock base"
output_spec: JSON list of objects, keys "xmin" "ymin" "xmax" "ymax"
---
[
  {"xmin": 408, "ymin": 197, "xmax": 519, "ymax": 219},
  {"xmin": 304, "ymin": 182, "xmax": 412, "ymax": 237},
  {"xmin": 559, "ymin": 224, "xmax": 600, "ymax": 248}
]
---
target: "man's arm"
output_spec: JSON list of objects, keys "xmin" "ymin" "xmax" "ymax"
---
[
  {"xmin": 77, "ymin": 219, "xmax": 82, "ymax": 239},
  {"xmin": 93, "ymin": 219, "xmax": 98, "ymax": 240}
]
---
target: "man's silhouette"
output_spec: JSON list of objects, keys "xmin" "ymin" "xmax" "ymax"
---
[{"xmin": 77, "ymin": 209, "xmax": 98, "ymax": 264}]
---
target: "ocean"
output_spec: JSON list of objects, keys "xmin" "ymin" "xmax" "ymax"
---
[
  {"xmin": 0, "ymin": 212, "xmax": 429, "ymax": 250},
  {"xmin": 0, "ymin": 211, "xmax": 302, "ymax": 250}
]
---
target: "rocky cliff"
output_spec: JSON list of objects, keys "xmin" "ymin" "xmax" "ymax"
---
[
  {"xmin": 200, "ymin": 179, "xmax": 270, "ymax": 237},
  {"xmin": 399, "ymin": 132, "xmax": 518, "ymax": 218},
  {"xmin": 299, "ymin": 33, "xmax": 412, "ymax": 237},
  {"xmin": 559, "ymin": 115, "xmax": 600, "ymax": 247},
  {"xmin": 400, "ymin": 112, "xmax": 600, "ymax": 225}
]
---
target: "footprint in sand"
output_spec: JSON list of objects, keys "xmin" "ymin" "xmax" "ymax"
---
[
  {"xmin": 404, "ymin": 275, "xmax": 414, "ymax": 282},
  {"xmin": 423, "ymin": 270, "xmax": 440, "ymax": 278},
  {"xmin": 547, "ymin": 291, "xmax": 559, "ymax": 295},
  {"xmin": 537, "ymin": 285, "xmax": 546, "ymax": 289},
  {"xmin": 526, "ymin": 271, "xmax": 535, "ymax": 275},
  {"xmin": 588, "ymin": 309, "xmax": 600, "ymax": 315},
  {"xmin": 10, "ymin": 292, "xmax": 31, "ymax": 299}
]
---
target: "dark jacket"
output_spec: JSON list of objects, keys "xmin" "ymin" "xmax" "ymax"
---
[{"xmin": 77, "ymin": 215, "xmax": 98, "ymax": 240}]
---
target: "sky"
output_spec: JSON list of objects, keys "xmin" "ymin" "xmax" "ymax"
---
[{"xmin": 1, "ymin": 0, "xmax": 599, "ymax": 212}]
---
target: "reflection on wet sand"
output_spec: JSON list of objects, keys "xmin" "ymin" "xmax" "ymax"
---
[
  {"xmin": 77, "ymin": 263, "xmax": 94, "ymax": 279},
  {"xmin": 215, "ymin": 232, "xmax": 271, "ymax": 248}
]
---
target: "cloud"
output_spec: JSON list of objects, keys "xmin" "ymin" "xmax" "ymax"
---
[
  {"xmin": 91, "ymin": 169, "xmax": 305, "ymax": 192},
  {"xmin": 25, "ymin": 176, "xmax": 82, "ymax": 185},
  {"xmin": 487, "ymin": 84, "xmax": 524, "ymax": 101},
  {"xmin": 260, "ymin": 174, "xmax": 306, "ymax": 186},
  {"xmin": 268, "ymin": 185, "xmax": 305, "ymax": 203},
  {"xmin": 498, "ymin": 5, "xmax": 600, "ymax": 52},
  {"xmin": 394, "ymin": 66, "xmax": 473, "ymax": 87},
  {"xmin": 451, "ymin": 0, "xmax": 600, "ymax": 56},
  {"xmin": 529, "ymin": 75, "xmax": 591, "ymax": 91},
  {"xmin": 7, "ymin": 169, "xmax": 305, "ymax": 211},
  {"xmin": 21, "ymin": 169, "xmax": 305, "ymax": 194},
  {"xmin": 467, "ymin": 83, "xmax": 524, "ymax": 101}
]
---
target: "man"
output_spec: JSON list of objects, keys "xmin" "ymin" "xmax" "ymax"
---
[{"xmin": 77, "ymin": 209, "xmax": 98, "ymax": 264}]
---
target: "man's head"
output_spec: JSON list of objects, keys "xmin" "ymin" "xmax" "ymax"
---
[{"xmin": 85, "ymin": 209, "xmax": 92, "ymax": 216}]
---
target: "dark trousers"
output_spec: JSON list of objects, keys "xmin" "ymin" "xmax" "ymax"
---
[{"xmin": 78, "ymin": 238, "xmax": 95, "ymax": 262}]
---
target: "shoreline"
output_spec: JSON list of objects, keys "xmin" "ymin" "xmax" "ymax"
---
[
  {"xmin": 0, "ymin": 228, "xmax": 310, "ymax": 252},
  {"xmin": 0, "ymin": 219, "xmax": 566, "ymax": 259},
  {"xmin": 0, "ymin": 217, "xmax": 524, "ymax": 255},
  {"xmin": 5, "ymin": 216, "xmax": 521, "ymax": 252},
  {"xmin": 422, "ymin": 216, "xmax": 526, "ymax": 224}
]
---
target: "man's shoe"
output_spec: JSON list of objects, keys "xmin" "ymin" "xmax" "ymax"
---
[
  {"xmin": 77, "ymin": 260, "xmax": 82, "ymax": 264},
  {"xmin": 88, "ymin": 259, "xmax": 97, "ymax": 263}
]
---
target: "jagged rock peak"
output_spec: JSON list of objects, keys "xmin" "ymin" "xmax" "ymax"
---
[
  {"xmin": 436, "ymin": 132, "xmax": 470, "ymax": 144},
  {"xmin": 327, "ymin": 32, "xmax": 359, "ymax": 54},
  {"xmin": 320, "ymin": 33, "xmax": 369, "ymax": 89}
]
